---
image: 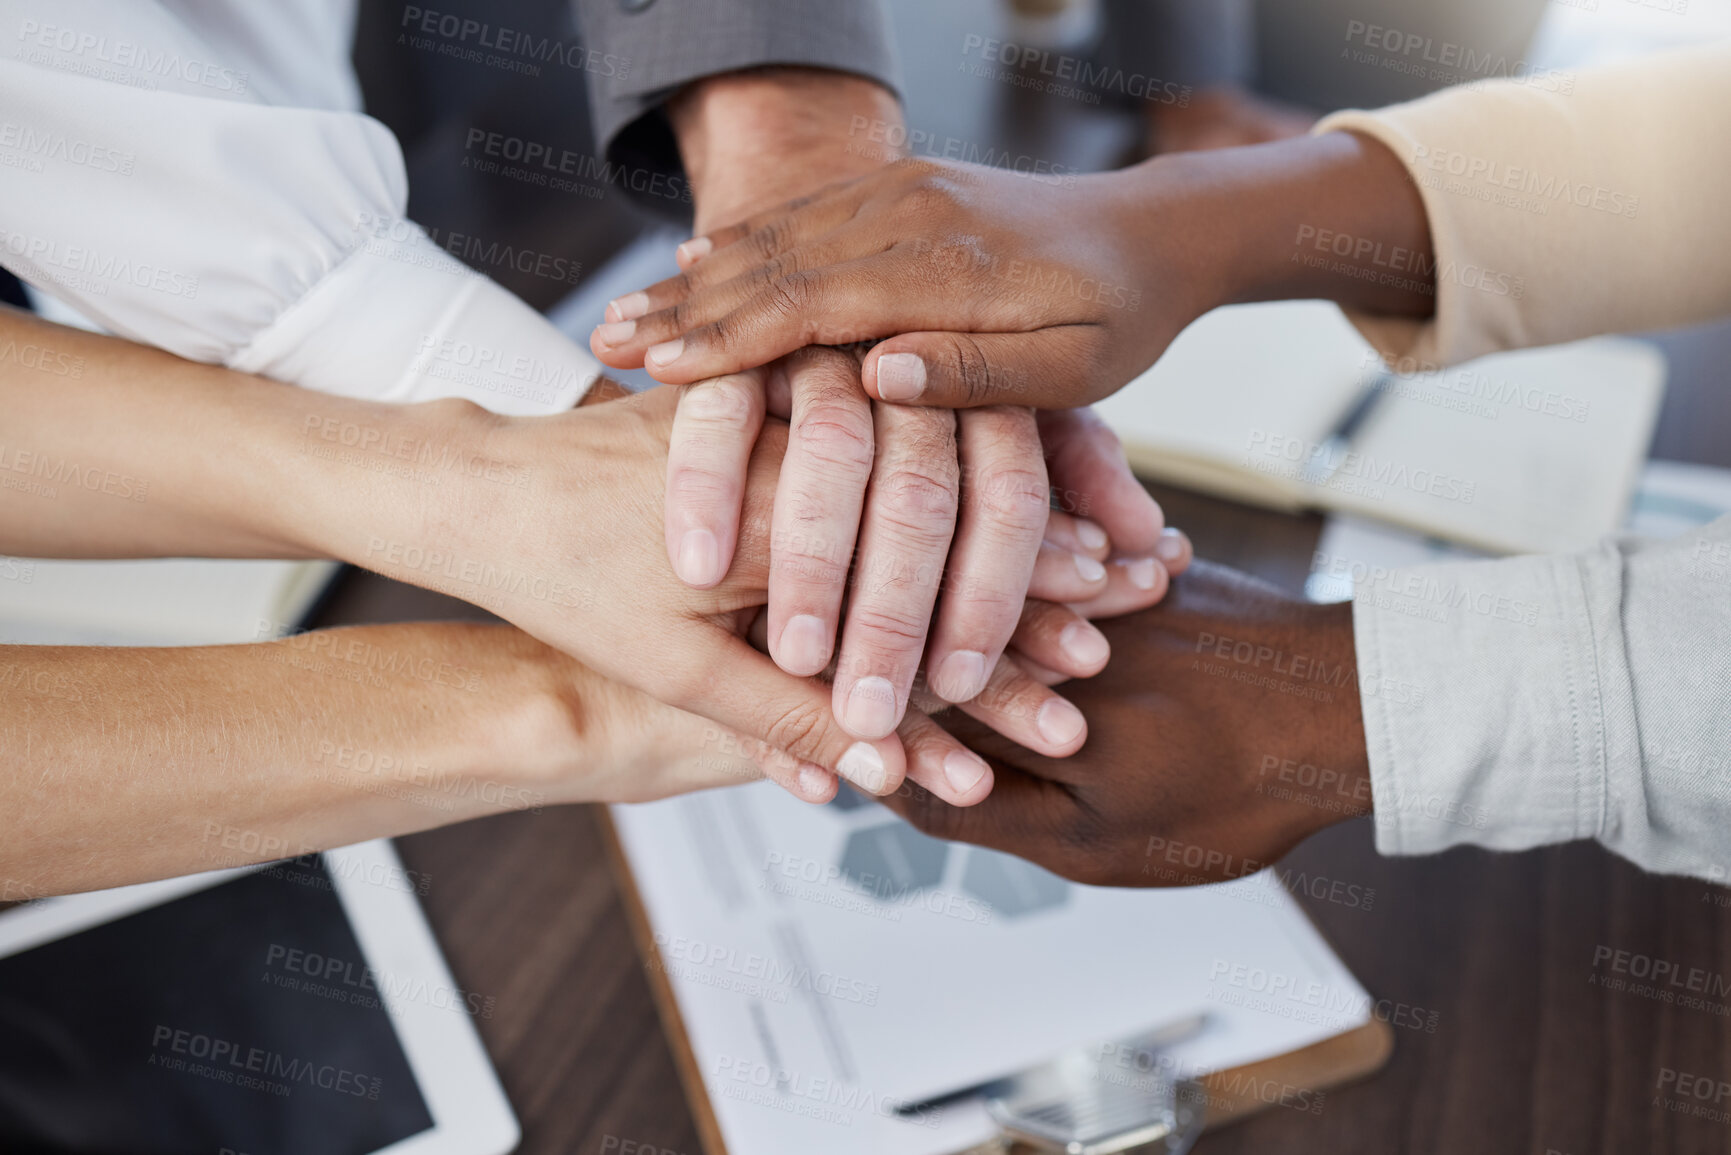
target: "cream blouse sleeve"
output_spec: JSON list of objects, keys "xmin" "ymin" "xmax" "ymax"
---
[{"xmin": 1317, "ymin": 41, "xmax": 1731, "ymax": 369}]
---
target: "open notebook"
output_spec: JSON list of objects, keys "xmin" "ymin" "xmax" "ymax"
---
[
  {"xmin": 0, "ymin": 558, "xmax": 340, "ymax": 645},
  {"xmin": 1094, "ymin": 301, "xmax": 1666, "ymax": 556}
]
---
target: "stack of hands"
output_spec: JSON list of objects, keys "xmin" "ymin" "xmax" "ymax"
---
[
  {"xmin": 560, "ymin": 71, "xmax": 1375, "ymax": 882},
  {"xmin": 5, "ymin": 70, "xmax": 1386, "ymax": 897}
]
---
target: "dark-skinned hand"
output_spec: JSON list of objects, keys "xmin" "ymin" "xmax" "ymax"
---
[{"xmin": 884, "ymin": 560, "xmax": 1374, "ymax": 887}]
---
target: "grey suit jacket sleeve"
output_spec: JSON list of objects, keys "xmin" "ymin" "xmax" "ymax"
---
[{"xmin": 572, "ymin": 0, "xmax": 901, "ymax": 182}]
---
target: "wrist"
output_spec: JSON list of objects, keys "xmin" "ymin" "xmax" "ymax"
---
[
  {"xmin": 484, "ymin": 632, "xmax": 613, "ymax": 805},
  {"xmin": 264, "ymin": 392, "xmax": 506, "ymax": 575},
  {"xmin": 671, "ymin": 67, "xmax": 904, "ymax": 230},
  {"xmin": 1287, "ymin": 600, "xmax": 1373, "ymax": 839},
  {"xmin": 1231, "ymin": 132, "xmax": 1434, "ymax": 316},
  {"xmin": 352, "ymin": 626, "xmax": 604, "ymax": 815},
  {"xmin": 1132, "ymin": 132, "xmax": 1434, "ymax": 320},
  {"xmin": 1101, "ymin": 158, "xmax": 1231, "ymax": 343}
]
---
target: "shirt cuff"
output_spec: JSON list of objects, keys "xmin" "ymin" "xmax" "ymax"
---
[
  {"xmin": 1352, "ymin": 543, "xmax": 1638, "ymax": 856},
  {"xmin": 228, "ymin": 223, "xmax": 598, "ymax": 415},
  {"xmin": 1311, "ymin": 110, "xmax": 1458, "ymax": 372}
]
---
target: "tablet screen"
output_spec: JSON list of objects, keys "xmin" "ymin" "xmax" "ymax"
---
[{"xmin": 0, "ymin": 856, "xmax": 436, "ymax": 1155}]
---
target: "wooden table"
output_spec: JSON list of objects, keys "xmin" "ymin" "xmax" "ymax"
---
[{"xmin": 309, "ymin": 313, "xmax": 1731, "ymax": 1155}]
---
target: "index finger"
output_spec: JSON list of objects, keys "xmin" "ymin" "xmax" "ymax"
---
[{"xmin": 664, "ymin": 371, "xmax": 767, "ymax": 588}]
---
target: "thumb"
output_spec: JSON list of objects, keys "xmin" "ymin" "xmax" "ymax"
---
[{"xmin": 862, "ymin": 328, "xmax": 1106, "ymax": 410}]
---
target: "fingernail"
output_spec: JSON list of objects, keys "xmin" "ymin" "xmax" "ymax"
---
[
  {"xmin": 843, "ymin": 676, "xmax": 900, "ymax": 738},
  {"xmin": 934, "ymin": 650, "xmax": 988, "ymax": 702},
  {"xmin": 1074, "ymin": 553, "xmax": 1107, "ymax": 583},
  {"xmin": 778, "ymin": 614, "xmax": 831, "ymax": 676},
  {"xmin": 1155, "ymin": 528, "xmax": 1187, "ymax": 564},
  {"xmin": 798, "ymin": 761, "xmax": 834, "ymax": 800},
  {"xmin": 675, "ymin": 528, "xmax": 721, "ymax": 586},
  {"xmin": 1059, "ymin": 621, "xmax": 1109, "ymax": 668},
  {"xmin": 838, "ymin": 741, "xmax": 888, "ymax": 794},
  {"xmin": 647, "ymin": 338, "xmax": 685, "ymax": 368},
  {"xmin": 1037, "ymin": 698, "xmax": 1086, "ymax": 747},
  {"xmin": 607, "ymin": 292, "xmax": 650, "ymax": 322},
  {"xmin": 678, "ymin": 236, "xmax": 713, "ymax": 263},
  {"xmin": 876, "ymin": 353, "xmax": 926, "ymax": 402},
  {"xmin": 1125, "ymin": 557, "xmax": 1158, "ymax": 590},
  {"xmin": 595, "ymin": 319, "xmax": 636, "ymax": 346},
  {"xmin": 1076, "ymin": 519, "xmax": 1108, "ymax": 552},
  {"xmin": 942, "ymin": 749, "xmax": 989, "ymax": 795}
]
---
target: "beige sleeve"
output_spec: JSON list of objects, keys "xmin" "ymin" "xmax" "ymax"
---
[{"xmin": 1315, "ymin": 43, "xmax": 1731, "ymax": 369}]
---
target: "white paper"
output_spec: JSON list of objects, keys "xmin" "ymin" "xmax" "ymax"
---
[
  {"xmin": 612, "ymin": 783, "xmax": 1372, "ymax": 1155},
  {"xmin": 1307, "ymin": 459, "xmax": 1731, "ymax": 603}
]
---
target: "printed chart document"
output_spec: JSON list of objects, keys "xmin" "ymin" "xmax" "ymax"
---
[{"xmin": 612, "ymin": 784, "xmax": 1377, "ymax": 1155}]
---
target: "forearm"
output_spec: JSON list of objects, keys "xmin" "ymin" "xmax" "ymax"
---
[
  {"xmin": 0, "ymin": 306, "xmax": 475, "ymax": 565},
  {"xmin": 1130, "ymin": 129, "xmax": 1436, "ymax": 323},
  {"xmin": 0, "ymin": 624, "xmax": 598, "ymax": 896}
]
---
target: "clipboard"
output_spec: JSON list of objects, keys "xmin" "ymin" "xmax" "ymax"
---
[{"xmin": 597, "ymin": 808, "xmax": 1393, "ymax": 1154}]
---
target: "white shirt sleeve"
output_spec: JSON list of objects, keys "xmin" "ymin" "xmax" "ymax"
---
[
  {"xmin": 1355, "ymin": 516, "xmax": 1731, "ymax": 881},
  {"xmin": 0, "ymin": 2, "xmax": 599, "ymax": 414},
  {"xmin": 1316, "ymin": 46, "xmax": 1731, "ymax": 879}
]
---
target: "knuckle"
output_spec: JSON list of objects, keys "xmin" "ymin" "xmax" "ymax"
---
[
  {"xmin": 794, "ymin": 409, "xmax": 875, "ymax": 475},
  {"xmin": 946, "ymin": 335, "xmax": 1000, "ymax": 406},
  {"xmin": 681, "ymin": 377, "xmax": 758, "ymax": 425},
  {"xmin": 796, "ymin": 420, "xmax": 879, "ymax": 477},
  {"xmin": 773, "ymin": 544, "xmax": 848, "ymax": 591},
  {"xmin": 764, "ymin": 270, "xmax": 819, "ymax": 327},
  {"xmin": 762, "ymin": 248, "xmax": 806, "ymax": 280},
  {"xmin": 970, "ymin": 465, "xmax": 1052, "ymax": 537},
  {"xmin": 693, "ymin": 316, "xmax": 737, "ymax": 353},
  {"xmin": 668, "ymin": 296, "xmax": 710, "ymax": 333},
  {"xmin": 901, "ymin": 177, "xmax": 964, "ymax": 220},
  {"xmin": 847, "ymin": 604, "xmax": 931, "ymax": 650},
  {"xmin": 759, "ymin": 697, "xmax": 830, "ymax": 759},
  {"xmin": 653, "ymin": 271, "xmax": 695, "ymax": 301},
  {"xmin": 944, "ymin": 582, "xmax": 1024, "ymax": 631},
  {"xmin": 880, "ymin": 408, "xmax": 960, "ymax": 474},
  {"xmin": 668, "ymin": 464, "xmax": 734, "ymax": 506},
  {"xmin": 876, "ymin": 465, "xmax": 961, "ymax": 540},
  {"xmin": 746, "ymin": 218, "xmax": 795, "ymax": 264}
]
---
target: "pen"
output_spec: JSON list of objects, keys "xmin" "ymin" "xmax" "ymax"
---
[{"xmin": 1298, "ymin": 372, "xmax": 1394, "ymax": 488}]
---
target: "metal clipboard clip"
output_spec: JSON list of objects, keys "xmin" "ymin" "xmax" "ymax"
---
[{"xmin": 901, "ymin": 1013, "xmax": 1210, "ymax": 1155}]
